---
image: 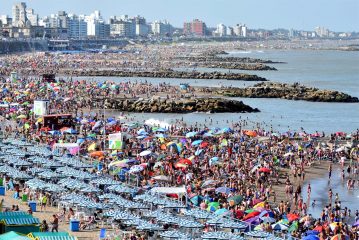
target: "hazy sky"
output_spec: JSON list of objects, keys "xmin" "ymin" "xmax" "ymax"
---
[{"xmin": 1, "ymin": 0, "xmax": 358, "ymax": 31}]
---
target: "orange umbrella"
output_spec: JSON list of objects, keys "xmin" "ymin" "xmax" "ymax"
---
[
  {"xmin": 90, "ymin": 151, "xmax": 105, "ymax": 158},
  {"xmin": 245, "ymin": 130, "xmax": 257, "ymax": 137},
  {"xmin": 287, "ymin": 213, "xmax": 300, "ymax": 222},
  {"xmin": 175, "ymin": 163, "xmax": 188, "ymax": 168}
]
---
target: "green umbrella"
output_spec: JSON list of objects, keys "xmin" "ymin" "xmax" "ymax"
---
[
  {"xmin": 245, "ymin": 208, "xmax": 255, "ymax": 213},
  {"xmin": 288, "ymin": 221, "xmax": 298, "ymax": 233},
  {"xmin": 87, "ymin": 133, "xmax": 97, "ymax": 138},
  {"xmin": 208, "ymin": 202, "xmax": 220, "ymax": 207},
  {"xmin": 22, "ymin": 101, "xmax": 30, "ymax": 106}
]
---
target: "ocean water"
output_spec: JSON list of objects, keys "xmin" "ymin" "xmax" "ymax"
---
[
  {"xmin": 75, "ymin": 49, "xmax": 359, "ymax": 133},
  {"xmin": 302, "ymin": 168, "xmax": 359, "ymax": 222}
]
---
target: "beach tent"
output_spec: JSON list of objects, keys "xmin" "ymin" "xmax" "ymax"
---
[
  {"xmin": 27, "ymin": 232, "xmax": 77, "ymax": 240},
  {"xmin": 0, "ymin": 231, "xmax": 30, "ymax": 240},
  {"xmin": 0, "ymin": 212, "xmax": 40, "ymax": 234}
]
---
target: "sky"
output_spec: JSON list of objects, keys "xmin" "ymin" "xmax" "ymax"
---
[{"xmin": 1, "ymin": 0, "xmax": 358, "ymax": 32}]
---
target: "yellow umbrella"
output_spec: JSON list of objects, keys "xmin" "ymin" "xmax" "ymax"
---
[
  {"xmin": 188, "ymin": 155, "xmax": 195, "ymax": 161},
  {"xmin": 253, "ymin": 201, "xmax": 265, "ymax": 209},
  {"xmin": 87, "ymin": 143, "xmax": 96, "ymax": 151},
  {"xmin": 36, "ymin": 118, "xmax": 43, "ymax": 123},
  {"xmin": 17, "ymin": 114, "xmax": 27, "ymax": 119}
]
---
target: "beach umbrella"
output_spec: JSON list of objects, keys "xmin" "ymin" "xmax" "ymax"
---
[
  {"xmin": 209, "ymin": 156, "xmax": 219, "ymax": 165},
  {"xmin": 17, "ymin": 114, "xmax": 27, "ymax": 119},
  {"xmin": 191, "ymin": 140, "xmax": 203, "ymax": 146},
  {"xmin": 288, "ymin": 221, "xmax": 299, "ymax": 233},
  {"xmin": 152, "ymin": 175, "xmax": 171, "ymax": 182},
  {"xmin": 313, "ymin": 225, "xmax": 323, "ymax": 232},
  {"xmin": 258, "ymin": 167, "xmax": 271, "ymax": 173},
  {"xmin": 166, "ymin": 141, "xmax": 176, "ymax": 147},
  {"xmin": 129, "ymin": 165, "xmax": 144, "ymax": 173},
  {"xmin": 175, "ymin": 163, "xmax": 188, "ymax": 169},
  {"xmin": 186, "ymin": 131, "xmax": 197, "ymax": 138},
  {"xmin": 215, "ymin": 208, "xmax": 230, "ymax": 216},
  {"xmin": 179, "ymin": 158, "xmax": 192, "ymax": 165},
  {"xmin": 329, "ymin": 222, "xmax": 342, "ymax": 231},
  {"xmin": 90, "ymin": 151, "xmax": 104, "ymax": 158},
  {"xmin": 221, "ymin": 127, "xmax": 232, "ymax": 133},
  {"xmin": 155, "ymin": 133, "xmax": 167, "ymax": 138},
  {"xmin": 286, "ymin": 213, "xmax": 300, "ymax": 222},
  {"xmin": 306, "ymin": 230, "xmax": 319, "ymax": 236},
  {"xmin": 137, "ymin": 128, "xmax": 148, "ymax": 135},
  {"xmin": 243, "ymin": 211, "xmax": 260, "ymax": 220},
  {"xmin": 215, "ymin": 186, "xmax": 231, "ymax": 194},
  {"xmin": 200, "ymin": 141, "xmax": 209, "ymax": 148},
  {"xmin": 190, "ymin": 195, "xmax": 203, "ymax": 206},
  {"xmin": 272, "ymin": 222, "xmax": 289, "ymax": 231},
  {"xmin": 195, "ymin": 149, "xmax": 203, "ymax": 156},
  {"xmin": 203, "ymin": 132, "xmax": 213, "ymax": 137},
  {"xmin": 201, "ymin": 180, "xmax": 217, "ymax": 188},
  {"xmin": 260, "ymin": 216, "xmax": 275, "ymax": 223},
  {"xmin": 139, "ymin": 150, "xmax": 152, "ymax": 156},
  {"xmin": 302, "ymin": 235, "xmax": 320, "ymax": 240},
  {"xmin": 245, "ymin": 130, "xmax": 257, "ymax": 137},
  {"xmin": 253, "ymin": 201, "xmax": 265, "ymax": 209},
  {"xmin": 228, "ymin": 195, "xmax": 242, "ymax": 206}
]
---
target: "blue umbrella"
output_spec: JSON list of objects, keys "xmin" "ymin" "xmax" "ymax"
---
[
  {"xmin": 186, "ymin": 132, "xmax": 197, "ymax": 138},
  {"xmin": 190, "ymin": 195, "xmax": 203, "ymax": 206},
  {"xmin": 302, "ymin": 235, "xmax": 319, "ymax": 240},
  {"xmin": 215, "ymin": 187, "xmax": 231, "ymax": 194},
  {"xmin": 306, "ymin": 230, "xmax": 319, "ymax": 235},
  {"xmin": 221, "ymin": 127, "xmax": 232, "ymax": 133},
  {"xmin": 156, "ymin": 128, "xmax": 167, "ymax": 132},
  {"xmin": 209, "ymin": 157, "xmax": 219, "ymax": 165},
  {"xmin": 49, "ymin": 130, "xmax": 61, "ymax": 135},
  {"xmin": 215, "ymin": 208, "xmax": 229, "ymax": 215},
  {"xmin": 203, "ymin": 132, "xmax": 213, "ymax": 137},
  {"xmin": 195, "ymin": 149, "xmax": 203, "ymax": 156},
  {"xmin": 191, "ymin": 140, "xmax": 203, "ymax": 146},
  {"xmin": 155, "ymin": 134, "xmax": 167, "ymax": 138}
]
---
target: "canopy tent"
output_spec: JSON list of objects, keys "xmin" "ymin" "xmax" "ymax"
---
[
  {"xmin": 27, "ymin": 232, "xmax": 77, "ymax": 240},
  {"xmin": 0, "ymin": 231, "xmax": 30, "ymax": 240},
  {"xmin": 150, "ymin": 186, "xmax": 186, "ymax": 194}
]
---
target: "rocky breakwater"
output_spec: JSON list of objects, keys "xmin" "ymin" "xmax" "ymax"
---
[
  {"xmin": 217, "ymin": 82, "xmax": 359, "ymax": 103},
  {"xmin": 99, "ymin": 97, "xmax": 259, "ymax": 113},
  {"xmin": 61, "ymin": 69, "xmax": 267, "ymax": 81}
]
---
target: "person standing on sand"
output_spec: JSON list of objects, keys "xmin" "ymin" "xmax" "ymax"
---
[
  {"xmin": 328, "ymin": 189, "xmax": 333, "ymax": 203},
  {"xmin": 307, "ymin": 183, "xmax": 311, "ymax": 199}
]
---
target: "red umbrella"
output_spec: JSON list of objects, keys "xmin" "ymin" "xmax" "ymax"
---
[
  {"xmin": 258, "ymin": 167, "xmax": 271, "ymax": 173},
  {"xmin": 242, "ymin": 211, "xmax": 260, "ymax": 220},
  {"xmin": 179, "ymin": 158, "xmax": 192, "ymax": 165},
  {"xmin": 313, "ymin": 225, "xmax": 323, "ymax": 232},
  {"xmin": 200, "ymin": 141, "xmax": 209, "ymax": 148},
  {"xmin": 287, "ymin": 213, "xmax": 300, "ymax": 222}
]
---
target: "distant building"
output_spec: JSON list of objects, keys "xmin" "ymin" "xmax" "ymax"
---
[
  {"xmin": 233, "ymin": 24, "xmax": 242, "ymax": 36},
  {"xmin": 12, "ymin": 2, "xmax": 27, "ymax": 27},
  {"xmin": 215, "ymin": 23, "xmax": 226, "ymax": 37},
  {"xmin": 68, "ymin": 14, "xmax": 87, "ymax": 39},
  {"xmin": 26, "ymin": 8, "xmax": 38, "ymax": 26},
  {"xmin": 0, "ymin": 15, "xmax": 12, "ymax": 26},
  {"xmin": 151, "ymin": 20, "xmax": 172, "ymax": 36},
  {"xmin": 110, "ymin": 19, "xmax": 135, "ymax": 37},
  {"xmin": 183, "ymin": 19, "xmax": 207, "ymax": 36},
  {"xmin": 86, "ymin": 11, "xmax": 110, "ymax": 38},
  {"xmin": 226, "ymin": 26, "xmax": 234, "ymax": 36},
  {"xmin": 315, "ymin": 26, "xmax": 329, "ymax": 38}
]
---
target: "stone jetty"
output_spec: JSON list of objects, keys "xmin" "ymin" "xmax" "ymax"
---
[
  {"xmin": 217, "ymin": 82, "xmax": 359, "ymax": 103},
  {"xmin": 61, "ymin": 69, "xmax": 268, "ymax": 81},
  {"xmin": 93, "ymin": 97, "xmax": 259, "ymax": 113}
]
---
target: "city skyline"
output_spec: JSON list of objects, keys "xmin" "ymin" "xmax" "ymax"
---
[{"xmin": 1, "ymin": 0, "xmax": 358, "ymax": 32}]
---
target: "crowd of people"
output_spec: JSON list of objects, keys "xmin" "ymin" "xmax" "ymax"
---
[{"xmin": 0, "ymin": 72, "xmax": 358, "ymax": 240}]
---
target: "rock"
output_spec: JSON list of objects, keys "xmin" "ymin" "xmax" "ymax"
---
[
  {"xmin": 217, "ymin": 82, "xmax": 359, "ymax": 103},
  {"xmin": 92, "ymin": 97, "xmax": 259, "ymax": 113}
]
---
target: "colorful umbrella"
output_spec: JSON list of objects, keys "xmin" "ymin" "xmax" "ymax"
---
[{"xmin": 258, "ymin": 167, "xmax": 271, "ymax": 173}]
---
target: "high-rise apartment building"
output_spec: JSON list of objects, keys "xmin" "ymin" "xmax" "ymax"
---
[
  {"xmin": 12, "ymin": 2, "xmax": 27, "ymax": 27},
  {"xmin": 183, "ymin": 19, "xmax": 207, "ymax": 36}
]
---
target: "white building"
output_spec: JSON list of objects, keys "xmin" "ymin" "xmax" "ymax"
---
[
  {"xmin": 241, "ymin": 25, "xmax": 247, "ymax": 37},
  {"xmin": 216, "ymin": 23, "xmax": 227, "ymax": 37},
  {"xmin": 110, "ymin": 20, "xmax": 135, "ymax": 37},
  {"xmin": 233, "ymin": 24, "xmax": 242, "ymax": 36},
  {"xmin": 12, "ymin": 2, "xmax": 27, "ymax": 27},
  {"xmin": 151, "ymin": 20, "xmax": 172, "ymax": 36},
  {"xmin": 86, "ymin": 11, "xmax": 110, "ymax": 38},
  {"xmin": 226, "ymin": 26, "xmax": 234, "ymax": 36},
  {"xmin": 26, "ymin": 8, "xmax": 38, "ymax": 26}
]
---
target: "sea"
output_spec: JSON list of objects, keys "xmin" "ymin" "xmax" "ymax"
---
[{"xmin": 77, "ymin": 49, "xmax": 359, "ymax": 134}]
